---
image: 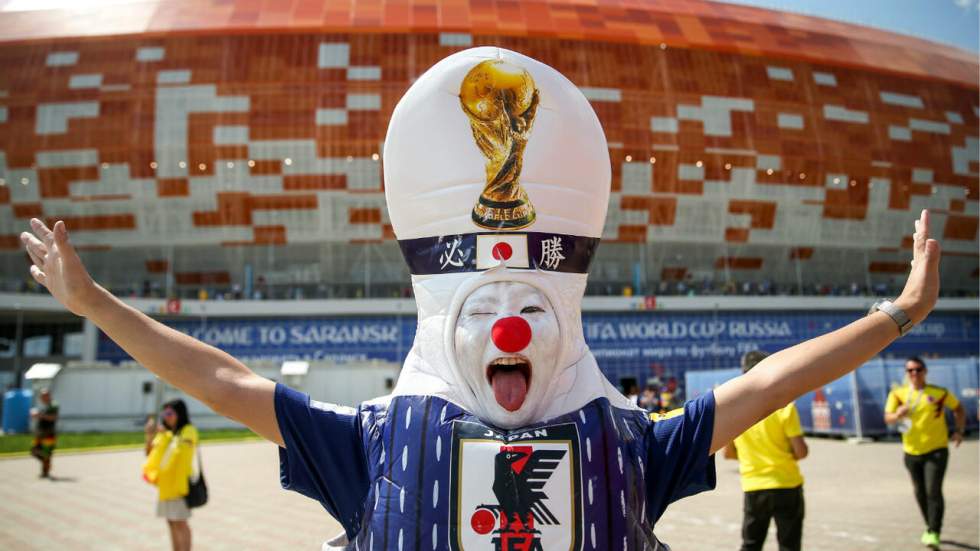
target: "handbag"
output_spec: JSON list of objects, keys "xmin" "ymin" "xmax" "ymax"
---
[{"xmin": 184, "ymin": 443, "xmax": 208, "ymax": 508}]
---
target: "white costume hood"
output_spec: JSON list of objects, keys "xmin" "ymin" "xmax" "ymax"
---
[{"xmin": 384, "ymin": 47, "xmax": 636, "ymax": 428}]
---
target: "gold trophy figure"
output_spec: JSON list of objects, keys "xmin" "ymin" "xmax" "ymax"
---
[{"xmin": 459, "ymin": 59, "xmax": 539, "ymax": 230}]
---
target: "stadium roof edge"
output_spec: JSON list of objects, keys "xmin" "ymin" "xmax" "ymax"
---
[
  {"xmin": 0, "ymin": 292, "xmax": 976, "ymax": 317},
  {"xmin": 0, "ymin": 0, "xmax": 975, "ymax": 88}
]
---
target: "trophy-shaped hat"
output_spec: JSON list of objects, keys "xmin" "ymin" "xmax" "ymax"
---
[
  {"xmin": 384, "ymin": 47, "xmax": 626, "ymax": 426},
  {"xmin": 384, "ymin": 47, "xmax": 610, "ymax": 273}
]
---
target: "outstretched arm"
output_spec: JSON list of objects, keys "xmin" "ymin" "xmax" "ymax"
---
[
  {"xmin": 20, "ymin": 219, "xmax": 282, "ymax": 446},
  {"xmin": 710, "ymin": 210, "xmax": 940, "ymax": 454}
]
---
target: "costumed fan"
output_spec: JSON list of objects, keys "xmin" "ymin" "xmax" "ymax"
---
[
  {"xmin": 279, "ymin": 46, "xmax": 717, "ymax": 550},
  {"xmin": 19, "ymin": 47, "xmax": 942, "ymax": 551}
]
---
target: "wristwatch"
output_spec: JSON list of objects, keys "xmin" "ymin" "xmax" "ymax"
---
[{"xmin": 868, "ymin": 300, "xmax": 914, "ymax": 336}]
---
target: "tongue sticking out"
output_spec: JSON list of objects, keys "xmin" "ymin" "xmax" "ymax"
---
[{"xmin": 491, "ymin": 369, "xmax": 528, "ymax": 411}]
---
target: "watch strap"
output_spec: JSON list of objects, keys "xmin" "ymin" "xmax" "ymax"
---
[{"xmin": 873, "ymin": 300, "xmax": 914, "ymax": 336}]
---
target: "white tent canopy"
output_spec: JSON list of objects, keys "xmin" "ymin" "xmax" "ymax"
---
[{"xmin": 24, "ymin": 362, "xmax": 62, "ymax": 380}]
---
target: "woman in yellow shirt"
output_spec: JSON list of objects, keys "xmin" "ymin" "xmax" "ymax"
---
[{"xmin": 143, "ymin": 399, "xmax": 198, "ymax": 551}]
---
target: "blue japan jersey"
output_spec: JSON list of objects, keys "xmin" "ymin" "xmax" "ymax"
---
[{"xmin": 276, "ymin": 384, "xmax": 716, "ymax": 550}]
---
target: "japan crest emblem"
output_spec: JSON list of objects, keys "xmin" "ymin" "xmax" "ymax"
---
[{"xmin": 449, "ymin": 421, "xmax": 582, "ymax": 551}]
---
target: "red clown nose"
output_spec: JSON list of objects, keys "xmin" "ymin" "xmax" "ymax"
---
[{"xmin": 491, "ymin": 316, "xmax": 532, "ymax": 353}]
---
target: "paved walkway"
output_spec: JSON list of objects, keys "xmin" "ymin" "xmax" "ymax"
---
[
  {"xmin": 0, "ymin": 438, "xmax": 976, "ymax": 550},
  {"xmin": 659, "ymin": 438, "xmax": 979, "ymax": 551}
]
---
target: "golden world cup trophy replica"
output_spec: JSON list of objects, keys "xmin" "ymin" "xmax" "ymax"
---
[{"xmin": 459, "ymin": 59, "xmax": 539, "ymax": 230}]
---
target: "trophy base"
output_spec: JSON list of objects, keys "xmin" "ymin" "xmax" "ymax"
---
[{"xmin": 472, "ymin": 197, "xmax": 536, "ymax": 230}]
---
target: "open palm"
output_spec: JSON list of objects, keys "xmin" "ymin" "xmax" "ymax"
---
[
  {"xmin": 897, "ymin": 209, "xmax": 941, "ymax": 324},
  {"xmin": 20, "ymin": 218, "xmax": 98, "ymax": 317}
]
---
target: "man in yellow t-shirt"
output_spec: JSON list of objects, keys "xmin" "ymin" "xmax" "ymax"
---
[
  {"xmin": 724, "ymin": 351, "xmax": 808, "ymax": 551},
  {"xmin": 884, "ymin": 357, "xmax": 966, "ymax": 549}
]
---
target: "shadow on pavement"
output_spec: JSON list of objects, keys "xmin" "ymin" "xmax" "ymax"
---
[
  {"xmin": 46, "ymin": 475, "xmax": 78, "ymax": 483},
  {"xmin": 940, "ymin": 540, "xmax": 980, "ymax": 551}
]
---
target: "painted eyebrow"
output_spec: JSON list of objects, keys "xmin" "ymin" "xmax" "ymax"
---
[
  {"xmin": 462, "ymin": 300, "xmax": 497, "ymax": 312},
  {"xmin": 521, "ymin": 297, "xmax": 548, "ymax": 308}
]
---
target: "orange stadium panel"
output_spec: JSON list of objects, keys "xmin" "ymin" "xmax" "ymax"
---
[{"xmin": 0, "ymin": 0, "xmax": 975, "ymax": 292}]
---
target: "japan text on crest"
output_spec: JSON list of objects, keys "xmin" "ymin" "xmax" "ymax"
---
[{"xmin": 449, "ymin": 421, "xmax": 583, "ymax": 551}]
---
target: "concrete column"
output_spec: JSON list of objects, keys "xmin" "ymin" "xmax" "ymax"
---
[{"xmin": 81, "ymin": 319, "xmax": 98, "ymax": 362}]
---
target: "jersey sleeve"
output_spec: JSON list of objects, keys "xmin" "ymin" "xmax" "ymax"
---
[
  {"xmin": 181, "ymin": 425, "xmax": 199, "ymax": 446},
  {"xmin": 884, "ymin": 390, "xmax": 900, "ymax": 413},
  {"xmin": 782, "ymin": 403, "xmax": 803, "ymax": 439},
  {"xmin": 645, "ymin": 390, "xmax": 717, "ymax": 522},
  {"xmin": 275, "ymin": 383, "xmax": 370, "ymax": 537},
  {"xmin": 943, "ymin": 388, "xmax": 961, "ymax": 410},
  {"xmin": 142, "ymin": 431, "xmax": 171, "ymax": 484}
]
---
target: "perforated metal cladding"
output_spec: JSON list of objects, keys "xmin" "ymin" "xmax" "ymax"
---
[{"xmin": 0, "ymin": 3, "xmax": 975, "ymax": 290}]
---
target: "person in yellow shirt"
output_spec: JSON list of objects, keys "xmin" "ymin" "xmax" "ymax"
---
[
  {"xmin": 884, "ymin": 357, "xmax": 966, "ymax": 549},
  {"xmin": 724, "ymin": 351, "xmax": 808, "ymax": 551},
  {"xmin": 143, "ymin": 399, "xmax": 198, "ymax": 551}
]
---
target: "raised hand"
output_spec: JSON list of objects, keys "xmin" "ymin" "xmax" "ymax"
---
[
  {"xmin": 20, "ymin": 218, "xmax": 100, "ymax": 317},
  {"xmin": 894, "ymin": 209, "xmax": 941, "ymax": 324},
  {"xmin": 710, "ymin": 209, "xmax": 942, "ymax": 454},
  {"xmin": 20, "ymin": 219, "xmax": 282, "ymax": 446}
]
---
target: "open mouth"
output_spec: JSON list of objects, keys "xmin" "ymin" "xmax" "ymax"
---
[{"xmin": 486, "ymin": 356, "xmax": 532, "ymax": 412}]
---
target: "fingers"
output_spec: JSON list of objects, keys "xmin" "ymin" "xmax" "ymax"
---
[
  {"xmin": 911, "ymin": 209, "xmax": 930, "ymax": 266},
  {"xmin": 25, "ymin": 218, "xmax": 76, "ymax": 258},
  {"xmin": 22, "ymin": 220, "xmax": 71, "ymax": 290},
  {"xmin": 30, "ymin": 218, "xmax": 54, "ymax": 247},
  {"xmin": 54, "ymin": 220, "xmax": 69, "ymax": 245},
  {"xmin": 20, "ymin": 232, "xmax": 47, "ymax": 266},
  {"xmin": 21, "ymin": 233, "xmax": 48, "ymax": 269},
  {"xmin": 29, "ymin": 265, "xmax": 46, "ymax": 286},
  {"xmin": 914, "ymin": 210, "xmax": 925, "ymax": 240},
  {"xmin": 26, "ymin": 247, "xmax": 44, "ymax": 268},
  {"xmin": 917, "ymin": 209, "xmax": 940, "ymax": 266},
  {"xmin": 52, "ymin": 220, "xmax": 78, "ymax": 261},
  {"xmin": 925, "ymin": 238, "xmax": 941, "ymax": 267}
]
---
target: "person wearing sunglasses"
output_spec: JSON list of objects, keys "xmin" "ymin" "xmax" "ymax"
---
[
  {"xmin": 884, "ymin": 357, "xmax": 966, "ymax": 549},
  {"xmin": 143, "ymin": 399, "xmax": 198, "ymax": 551}
]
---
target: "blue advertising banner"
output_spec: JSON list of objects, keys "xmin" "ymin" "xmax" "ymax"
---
[
  {"xmin": 685, "ymin": 358, "xmax": 980, "ymax": 437},
  {"xmin": 582, "ymin": 311, "xmax": 976, "ymax": 384},
  {"xmin": 98, "ymin": 311, "xmax": 978, "ymax": 386},
  {"xmin": 97, "ymin": 316, "xmax": 415, "ymax": 364}
]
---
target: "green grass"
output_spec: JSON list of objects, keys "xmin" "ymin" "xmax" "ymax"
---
[{"xmin": 0, "ymin": 428, "xmax": 260, "ymax": 455}]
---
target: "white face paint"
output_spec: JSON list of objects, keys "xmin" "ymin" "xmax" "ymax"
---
[{"xmin": 454, "ymin": 281, "xmax": 561, "ymax": 428}]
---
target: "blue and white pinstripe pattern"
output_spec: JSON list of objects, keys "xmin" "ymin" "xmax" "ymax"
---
[{"xmin": 349, "ymin": 395, "xmax": 671, "ymax": 550}]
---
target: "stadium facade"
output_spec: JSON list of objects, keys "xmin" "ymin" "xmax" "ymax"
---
[{"xmin": 0, "ymin": 0, "xmax": 976, "ymax": 299}]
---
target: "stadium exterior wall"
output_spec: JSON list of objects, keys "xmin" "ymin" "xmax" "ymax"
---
[{"xmin": 0, "ymin": 0, "xmax": 976, "ymax": 298}]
